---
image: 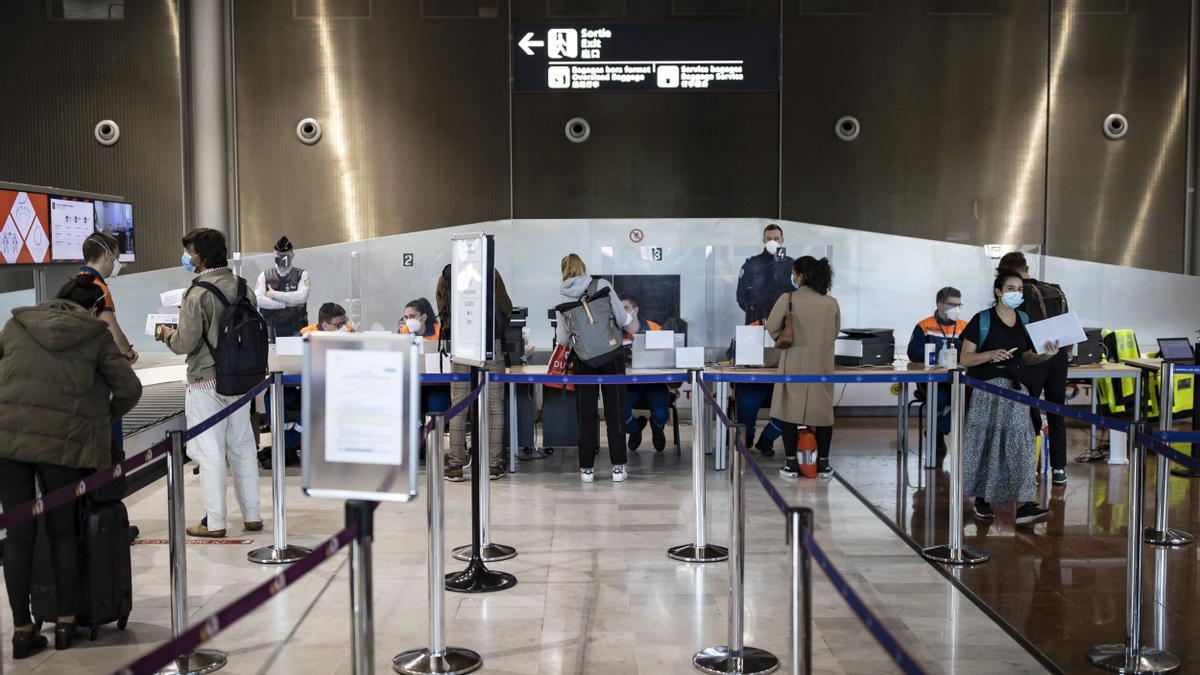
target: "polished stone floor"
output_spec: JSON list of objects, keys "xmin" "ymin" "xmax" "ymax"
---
[
  {"xmin": 834, "ymin": 420, "xmax": 1200, "ymax": 675},
  {"xmin": 0, "ymin": 424, "xmax": 1046, "ymax": 674}
]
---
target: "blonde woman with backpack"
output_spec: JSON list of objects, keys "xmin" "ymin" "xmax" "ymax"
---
[{"xmin": 555, "ymin": 254, "xmax": 631, "ymax": 483}]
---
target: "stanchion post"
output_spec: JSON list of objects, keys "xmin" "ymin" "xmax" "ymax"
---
[
  {"xmin": 715, "ymin": 380, "xmax": 729, "ymax": 471},
  {"xmin": 507, "ymin": 381, "xmax": 518, "ymax": 474},
  {"xmin": 921, "ymin": 369, "xmax": 988, "ymax": 565},
  {"xmin": 453, "ymin": 371, "xmax": 515, "ymax": 563},
  {"xmin": 249, "ymin": 372, "xmax": 313, "ymax": 565},
  {"xmin": 694, "ymin": 424, "xmax": 780, "ymax": 675},
  {"xmin": 668, "ymin": 369, "xmax": 728, "ymax": 563},
  {"xmin": 393, "ymin": 416, "xmax": 482, "ymax": 675},
  {"xmin": 445, "ymin": 367, "xmax": 517, "ymax": 593},
  {"xmin": 1145, "ymin": 362, "xmax": 1194, "ymax": 546},
  {"xmin": 346, "ymin": 500, "xmax": 375, "ymax": 675},
  {"xmin": 924, "ymin": 379, "xmax": 939, "ymax": 469},
  {"xmin": 896, "ymin": 382, "xmax": 908, "ymax": 456},
  {"xmin": 788, "ymin": 507, "xmax": 812, "ymax": 675},
  {"xmin": 155, "ymin": 430, "xmax": 226, "ymax": 675},
  {"xmin": 1088, "ymin": 425, "xmax": 1180, "ymax": 673}
]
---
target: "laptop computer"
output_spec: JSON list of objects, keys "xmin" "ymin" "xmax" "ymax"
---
[
  {"xmin": 631, "ymin": 332, "xmax": 685, "ymax": 369},
  {"xmin": 1157, "ymin": 337, "xmax": 1195, "ymax": 364}
]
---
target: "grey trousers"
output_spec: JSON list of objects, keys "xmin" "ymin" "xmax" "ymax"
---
[{"xmin": 448, "ymin": 344, "xmax": 505, "ymax": 469}]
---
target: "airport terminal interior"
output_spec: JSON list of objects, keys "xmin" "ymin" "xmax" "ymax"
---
[{"xmin": 6, "ymin": 1, "xmax": 1200, "ymax": 674}]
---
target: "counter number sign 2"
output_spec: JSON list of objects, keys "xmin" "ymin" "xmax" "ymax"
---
[{"xmin": 403, "ymin": 253, "xmax": 414, "ymax": 267}]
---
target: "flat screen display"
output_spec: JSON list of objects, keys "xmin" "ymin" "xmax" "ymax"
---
[
  {"xmin": 93, "ymin": 200, "xmax": 135, "ymax": 262},
  {"xmin": 1158, "ymin": 338, "xmax": 1195, "ymax": 363},
  {"xmin": 0, "ymin": 189, "xmax": 51, "ymax": 264},
  {"xmin": 50, "ymin": 195, "xmax": 95, "ymax": 263}
]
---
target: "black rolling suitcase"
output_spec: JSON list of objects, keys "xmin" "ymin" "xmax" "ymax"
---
[{"xmin": 30, "ymin": 499, "xmax": 133, "ymax": 640}]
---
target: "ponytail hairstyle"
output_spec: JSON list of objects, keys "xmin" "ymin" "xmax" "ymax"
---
[
  {"xmin": 56, "ymin": 276, "xmax": 106, "ymax": 314},
  {"xmin": 793, "ymin": 256, "xmax": 833, "ymax": 296}
]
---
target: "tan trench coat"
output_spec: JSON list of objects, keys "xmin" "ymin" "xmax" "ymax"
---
[{"xmin": 765, "ymin": 287, "xmax": 841, "ymax": 427}]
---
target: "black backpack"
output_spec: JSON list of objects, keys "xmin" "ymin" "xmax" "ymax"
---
[
  {"xmin": 191, "ymin": 278, "xmax": 269, "ymax": 396},
  {"xmin": 1025, "ymin": 281, "xmax": 1068, "ymax": 322}
]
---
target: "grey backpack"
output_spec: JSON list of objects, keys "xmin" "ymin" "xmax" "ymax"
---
[{"xmin": 556, "ymin": 278, "xmax": 624, "ymax": 367}]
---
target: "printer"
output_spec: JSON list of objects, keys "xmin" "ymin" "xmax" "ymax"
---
[{"xmin": 835, "ymin": 328, "xmax": 895, "ymax": 367}]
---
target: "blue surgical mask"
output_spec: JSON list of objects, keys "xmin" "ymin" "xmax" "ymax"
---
[
  {"xmin": 181, "ymin": 251, "xmax": 195, "ymax": 274},
  {"xmin": 791, "ymin": 275, "xmax": 800, "ymax": 290},
  {"xmin": 1001, "ymin": 291, "xmax": 1023, "ymax": 309}
]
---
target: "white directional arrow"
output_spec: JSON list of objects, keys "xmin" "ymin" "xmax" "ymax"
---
[{"xmin": 518, "ymin": 32, "xmax": 544, "ymax": 56}]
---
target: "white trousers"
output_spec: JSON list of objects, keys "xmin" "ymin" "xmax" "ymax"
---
[{"xmin": 185, "ymin": 386, "xmax": 261, "ymax": 530}]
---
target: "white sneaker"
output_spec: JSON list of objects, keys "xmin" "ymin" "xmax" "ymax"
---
[
  {"xmin": 580, "ymin": 468, "xmax": 595, "ymax": 483},
  {"xmin": 611, "ymin": 465, "xmax": 628, "ymax": 482}
]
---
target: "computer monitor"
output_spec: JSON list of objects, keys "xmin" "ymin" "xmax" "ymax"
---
[
  {"xmin": 1157, "ymin": 338, "xmax": 1195, "ymax": 364},
  {"xmin": 93, "ymin": 200, "xmax": 135, "ymax": 262},
  {"xmin": 0, "ymin": 189, "xmax": 51, "ymax": 265},
  {"xmin": 49, "ymin": 195, "xmax": 94, "ymax": 263}
]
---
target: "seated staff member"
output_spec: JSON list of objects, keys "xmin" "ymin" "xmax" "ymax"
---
[
  {"xmin": 905, "ymin": 286, "xmax": 967, "ymax": 464},
  {"xmin": 401, "ymin": 297, "xmax": 449, "ymax": 415},
  {"xmin": 766, "ymin": 257, "xmax": 840, "ymax": 479},
  {"xmin": 300, "ymin": 302, "xmax": 353, "ymax": 335},
  {"xmin": 958, "ymin": 269, "xmax": 1060, "ymax": 525},
  {"xmin": 621, "ymin": 294, "xmax": 669, "ymax": 452}
]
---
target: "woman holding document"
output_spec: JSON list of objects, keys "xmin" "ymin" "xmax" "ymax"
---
[{"xmin": 958, "ymin": 269, "xmax": 1060, "ymax": 527}]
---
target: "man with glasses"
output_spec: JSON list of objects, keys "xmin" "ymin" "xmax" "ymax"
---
[
  {"xmin": 906, "ymin": 286, "xmax": 967, "ymax": 465},
  {"xmin": 300, "ymin": 302, "xmax": 352, "ymax": 335}
]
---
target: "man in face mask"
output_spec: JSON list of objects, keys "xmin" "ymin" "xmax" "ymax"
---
[
  {"xmin": 906, "ymin": 287, "xmax": 967, "ymax": 464},
  {"xmin": 736, "ymin": 224, "xmax": 794, "ymax": 325},
  {"xmin": 300, "ymin": 302, "xmax": 352, "ymax": 335},
  {"xmin": 254, "ymin": 236, "xmax": 311, "ymax": 339}
]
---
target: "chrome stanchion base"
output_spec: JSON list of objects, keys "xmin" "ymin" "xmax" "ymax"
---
[
  {"xmin": 450, "ymin": 543, "xmax": 516, "ymax": 563},
  {"xmin": 667, "ymin": 543, "xmax": 729, "ymax": 563},
  {"xmin": 1087, "ymin": 644, "xmax": 1180, "ymax": 674},
  {"xmin": 920, "ymin": 544, "xmax": 989, "ymax": 565},
  {"xmin": 247, "ymin": 544, "xmax": 313, "ymax": 565},
  {"xmin": 392, "ymin": 647, "xmax": 483, "ymax": 675},
  {"xmin": 154, "ymin": 648, "xmax": 227, "ymax": 675},
  {"xmin": 1143, "ymin": 527, "xmax": 1195, "ymax": 547},
  {"xmin": 444, "ymin": 559, "xmax": 517, "ymax": 594},
  {"xmin": 1169, "ymin": 467, "xmax": 1200, "ymax": 478},
  {"xmin": 692, "ymin": 646, "xmax": 780, "ymax": 675}
]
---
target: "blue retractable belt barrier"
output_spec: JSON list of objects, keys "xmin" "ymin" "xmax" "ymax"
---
[
  {"xmin": 961, "ymin": 374, "xmax": 1130, "ymax": 433},
  {"xmin": 1153, "ymin": 430, "xmax": 1200, "ymax": 443},
  {"xmin": 279, "ymin": 373, "xmax": 470, "ymax": 385},
  {"xmin": 183, "ymin": 379, "xmax": 272, "ymax": 442},
  {"xmin": 490, "ymin": 372, "xmax": 689, "ymax": 385},
  {"xmin": 704, "ymin": 372, "xmax": 948, "ymax": 384},
  {"xmin": 440, "ymin": 381, "xmax": 485, "ymax": 423},
  {"xmin": 1137, "ymin": 433, "xmax": 1200, "ymax": 474},
  {"xmin": 1171, "ymin": 363, "xmax": 1200, "ymax": 375}
]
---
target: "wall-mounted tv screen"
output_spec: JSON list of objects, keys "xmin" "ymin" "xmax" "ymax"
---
[
  {"xmin": 50, "ymin": 195, "xmax": 95, "ymax": 263},
  {"xmin": 0, "ymin": 189, "xmax": 51, "ymax": 264},
  {"xmin": 94, "ymin": 200, "xmax": 134, "ymax": 262}
]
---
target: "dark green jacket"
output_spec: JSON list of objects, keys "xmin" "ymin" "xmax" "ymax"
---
[{"xmin": 0, "ymin": 299, "xmax": 143, "ymax": 469}]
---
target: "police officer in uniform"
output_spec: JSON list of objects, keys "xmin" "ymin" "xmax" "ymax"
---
[
  {"xmin": 254, "ymin": 236, "xmax": 310, "ymax": 339},
  {"xmin": 737, "ymin": 224, "xmax": 794, "ymax": 324}
]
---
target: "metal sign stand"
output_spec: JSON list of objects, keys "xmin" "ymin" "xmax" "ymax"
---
[
  {"xmin": 393, "ymin": 415, "xmax": 483, "ymax": 675},
  {"xmin": 668, "ymin": 370, "xmax": 729, "ymax": 563},
  {"xmin": 445, "ymin": 367, "xmax": 517, "ymax": 593},
  {"xmin": 921, "ymin": 369, "xmax": 988, "ymax": 565},
  {"xmin": 249, "ymin": 372, "xmax": 313, "ymax": 564},
  {"xmin": 452, "ymin": 371, "xmax": 516, "ymax": 563},
  {"xmin": 156, "ymin": 431, "xmax": 227, "ymax": 675},
  {"xmin": 346, "ymin": 500, "xmax": 375, "ymax": 675}
]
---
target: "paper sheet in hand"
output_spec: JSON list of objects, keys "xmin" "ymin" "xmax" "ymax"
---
[
  {"xmin": 160, "ymin": 288, "xmax": 186, "ymax": 307},
  {"xmin": 324, "ymin": 349, "xmax": 406, "ymax": 466},
  {"xmin": 735, "ymin": 325, "xmax": 765, "ymax": 366},
  {"xmin": 1026, "ymin": 311, "xmax": 1087, "ymax": 354},
  {"xmin": 646, "ymin": 330, "xmax": 675, "ymax": 350},
  {"xmin": 144, "ymin": 313, "xmax": 178, "ymax": 336}
]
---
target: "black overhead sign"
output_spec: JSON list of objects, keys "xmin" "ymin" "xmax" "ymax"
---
[{"xmin": 512, "ymin": 22, "xmax": 780, "ymax": 93}]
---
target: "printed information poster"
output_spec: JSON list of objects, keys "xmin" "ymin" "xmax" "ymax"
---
[{"xmin": 323, "ymin": 349, "xmax": 406, "ymax": 466}]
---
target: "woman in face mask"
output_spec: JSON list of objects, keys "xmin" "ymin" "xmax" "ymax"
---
[
  {"xmin": 957, "ymin": 269, "xmax": 1060, "ymax": 527},
  {"xmin": 400, "ymin": 297, "xmax": 439, "ymax": 340}
]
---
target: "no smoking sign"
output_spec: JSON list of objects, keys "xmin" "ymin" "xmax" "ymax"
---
[{"xmin": 629, "ymin": 228, "xmax": 644, "ymax": 243}]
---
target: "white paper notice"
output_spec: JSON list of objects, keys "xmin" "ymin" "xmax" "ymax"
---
[
  {"xmin": 645, "ymin": 330, "xmax": 675, "ymax": 350},
  {"xmin": 144, "ymin": 313, "xmax": 179, "ymax": 336},
  {"xmin": 324, "ymin": 349, "xmax": 406, "ymax": 466},
  {"xmin": 675, "ymin": 346, "xmax": 704, "ymax": 369},
  {"xmin": 160, "ymin": 288, "xmax": 186, "ymax": 307},
  {"xmin": 275, "ymin": 336, "xmax": 303, "ymax": 356},
  {"xmin": 735, "ymin": 325, "xmax": 765, "ymax": 366},
  {"xmin": 1026, "ymin": 311, "xmax": 1087, "ymax": 355}
]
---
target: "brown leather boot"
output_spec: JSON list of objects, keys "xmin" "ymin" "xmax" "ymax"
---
[{"xmin": 186, "ymin": 523, "xmax": 226, "ymax": 538}]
